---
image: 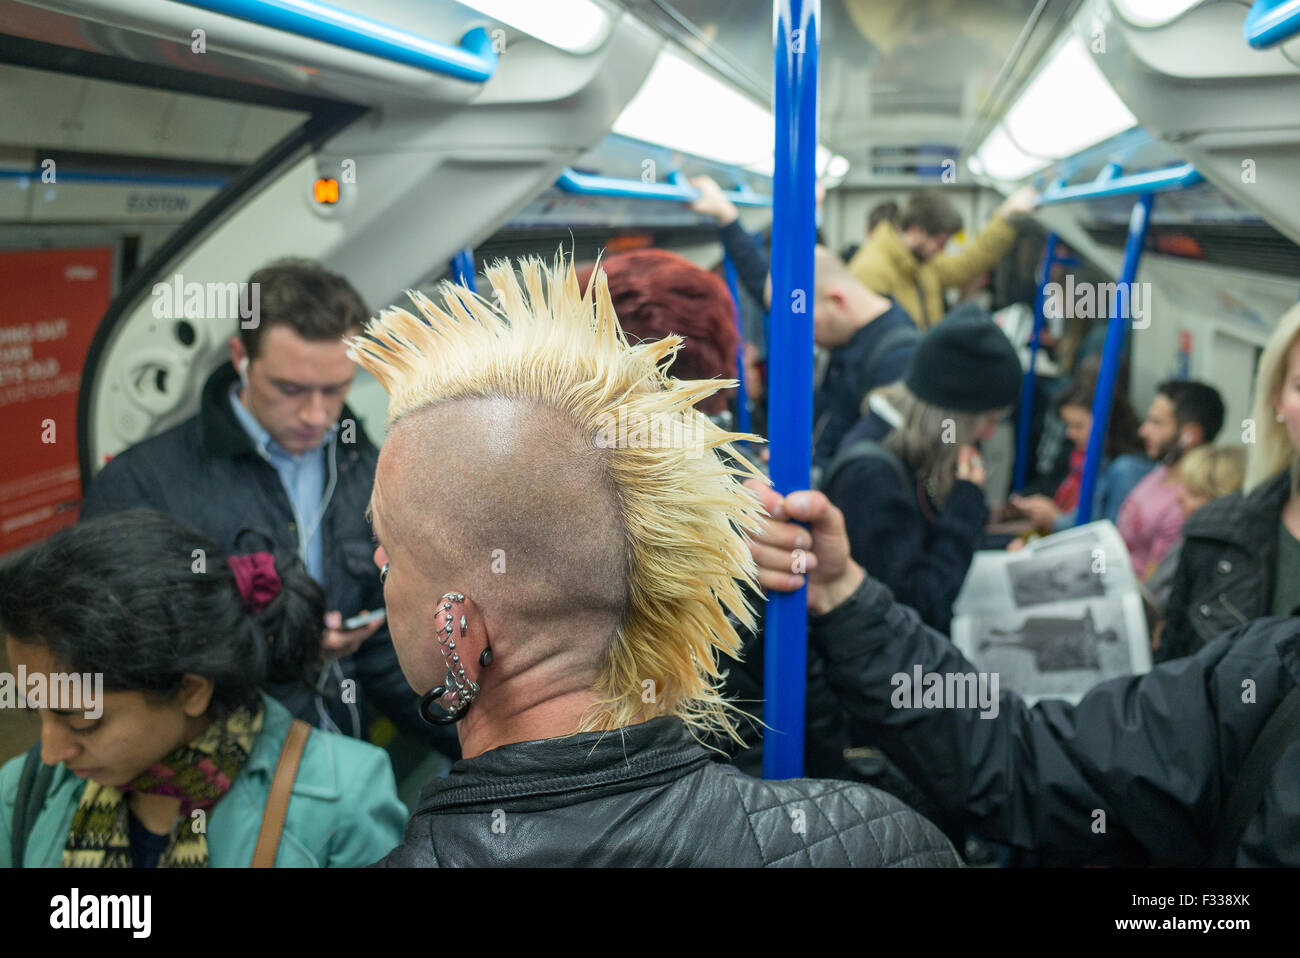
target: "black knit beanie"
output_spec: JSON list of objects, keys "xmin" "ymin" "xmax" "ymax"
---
[{"xmin": 904, "ymin": 302, "xmax": 1022, "ymax": 411}]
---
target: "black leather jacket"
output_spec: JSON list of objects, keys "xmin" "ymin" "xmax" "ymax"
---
[
  {"xmin": 1158, "ymin": 470, "xmax": 1290, "ymax": 663},
  {"xmin": 376, "ymin": 717, "xmax": 960, "ymax": 867}
]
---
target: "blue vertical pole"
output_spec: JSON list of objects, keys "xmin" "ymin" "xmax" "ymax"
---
[
  {"xmin": 1076, "ymin": 193, "xmax": 1154, "ymax": 525},
  {"xmin": 722, "ymin": 254, "xmax": 753, "ymax": 434},
  {"xmin": 1013, "ymin": 233, "xmax": 1059, "ymax": 492},
  {"xmin": 764, "ymin": 0, "xmax": 819, "ymax": 780},
  {"xmin": 450, "ymin": 248, "xmax": 477, "ymax": 292}
]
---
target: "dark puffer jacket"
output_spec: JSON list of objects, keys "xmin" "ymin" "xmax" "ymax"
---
[
  {"xmin": 811, "ymin": 573, "xmax": 1300, "ymax": 866},
  {"xmin": 1158, "ymin": 470, "xmax": 1291, "ymax": 663},
  {"xmin": 375, "ymin": 717, "xmax": 961, "ymax": 867},
  {"xmin": 79, "ymin": 361, "xmax": 456, "ymax": 755}
]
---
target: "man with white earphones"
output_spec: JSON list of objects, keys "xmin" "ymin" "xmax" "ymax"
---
[{"xmin": 82, "ymin": 258, "xmax": 460, "ymax": 762}]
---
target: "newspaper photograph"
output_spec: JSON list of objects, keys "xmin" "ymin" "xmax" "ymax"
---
[{"xmin": 952, "ymin": 521, "xmax": 1151, "ymax": 705}]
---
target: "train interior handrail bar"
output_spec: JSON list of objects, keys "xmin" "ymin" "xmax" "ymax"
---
[
  {"xmin": 1074, "ymin": 192, "xmax": 1156, "ymax": 526},
  {"xmin": 1244, "ymin": 0, "xmax": 1300, "ymax": 49},
  {"xmin": 170, "ymin": 0, "xmax": 498, "ymax": 82},
  {"xmin": 1039, "ymin": 162, "xmax": 1204, "ymax": 204},
  {"xmin": 762, "ymin": 0, "xmax": 819, "ymax": 780},
  {"xmin": 555, "ymin": 169, "xmax": 772, "ymax": 206}
]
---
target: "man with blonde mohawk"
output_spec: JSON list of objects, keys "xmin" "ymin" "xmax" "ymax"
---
[{"xmin": 356, "ymin": 256, "xmax": 958, "ymax": 867}]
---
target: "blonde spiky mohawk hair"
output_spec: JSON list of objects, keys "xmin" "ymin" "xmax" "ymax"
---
[{"xmin": 346, "ymin": 255, "xmax": 766, "ymax": 744}]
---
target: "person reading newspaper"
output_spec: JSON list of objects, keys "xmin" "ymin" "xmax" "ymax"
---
[{"xmin": 744, "ymin": 480, "xmax": 1300, "ymax": 866}]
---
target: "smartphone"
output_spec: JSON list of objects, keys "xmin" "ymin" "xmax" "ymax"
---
[{"xmin": 341, "ymin": 608, "xmax": 386, "ymax": 631}]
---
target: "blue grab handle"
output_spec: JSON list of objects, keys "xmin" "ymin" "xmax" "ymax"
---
[
  {"xmin": 722, "ymin": 254, "xmax": 753, "ymax": 436},
  {"xmin": 171, "ymin": 1, "xmax": 498, "ymax": 81},
  {"xmin": 556, "ymin": 169, "xmax": 772, "ymax": 206},
  {"xmin": 1075, "ymin": 193, "xmax": 1155, "ymax": 526},
  {"xmin": 1244, "ymin": 0, "xmax": 1300, "ymax": 49},
  {"xmin": 1040, "ymin": 164, "xmax": 1202, "ymax": 204}
]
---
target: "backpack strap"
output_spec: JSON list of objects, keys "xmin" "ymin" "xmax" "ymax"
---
[
  {"xmin": 11, "ymin": 742, "xmax": 54, "ymax": 869},
  {"xmin": 856, "ymin": 323, "xmax": 920, "ymax": 407},
  {"xmin": 251, "ymin": 718, "xmax": 312, "ymax": 868},
  {"xmin": 821, "ymin": 437, "xmax": 909, "ymax": 495},
  {"xmin": 1209, "ymin": 684, "xmax": 1300, "ymax": 866}
]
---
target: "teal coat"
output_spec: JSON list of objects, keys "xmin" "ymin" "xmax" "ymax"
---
[{"xmin": 0, "ymin": 694, "xmax": 406, "ymax": 867}]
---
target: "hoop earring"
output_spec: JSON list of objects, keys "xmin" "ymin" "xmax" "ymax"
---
[
  {"xmin": 416, "ymin": 592, "xmax": 491, "ymax": 727},
  {"xmin": 418, "ymin": 675, "xmax": 465, "ymax": 726}
]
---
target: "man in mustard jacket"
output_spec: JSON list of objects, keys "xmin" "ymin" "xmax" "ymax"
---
[{"xmin": 848, "ymin": 187, "xmax": 1039, "ymax": 329}]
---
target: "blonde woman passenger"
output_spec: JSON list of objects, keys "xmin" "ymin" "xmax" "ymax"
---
[{"xmin": 1158, "ymin": 303, "xmax": 1300, "ymax": 662}]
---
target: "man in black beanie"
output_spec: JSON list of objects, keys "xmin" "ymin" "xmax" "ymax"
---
[{"xmin": 821, "ymin": 302, "xmax": 1022, "ymax": 634}]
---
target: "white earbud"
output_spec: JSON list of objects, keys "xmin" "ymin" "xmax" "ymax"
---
[{"xmin": 238, "ymin": 356, "xmax": 249, "ymax": 386}]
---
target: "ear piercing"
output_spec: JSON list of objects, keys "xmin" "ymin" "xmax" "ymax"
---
[{"xmin": 418, "ymin": 592, "xmax": 493, "ymax": 726}]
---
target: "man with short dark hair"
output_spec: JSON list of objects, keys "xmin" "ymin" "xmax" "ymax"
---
[
  {"xmin": 1118, "ymin": 379, "xmax": 1226, "ymax": 577},
  {"xmin": 847, "ymin": 187, "xmax": 1039, "ymax": 329},
  {"xmin": 80, "ymin": 258, "xmax": 456, "ymax": 758}
]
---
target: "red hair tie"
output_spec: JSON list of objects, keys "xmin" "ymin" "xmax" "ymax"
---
[{"xmin": 228, "ymin": 552, "xmax": 281, "ymax": 614}]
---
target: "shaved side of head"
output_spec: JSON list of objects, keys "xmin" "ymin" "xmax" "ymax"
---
[
  {"xmin": 349, "ymin": 256, "xmax": 764, "ymax": 742},
  {"xmin": 378, "ymin": 396, "xmax": 627, "ymax": 672}
]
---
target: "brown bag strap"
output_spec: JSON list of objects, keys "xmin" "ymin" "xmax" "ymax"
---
[{"xmin": 251, "ymin": 718, "xmax": 312, "ymax": 868}]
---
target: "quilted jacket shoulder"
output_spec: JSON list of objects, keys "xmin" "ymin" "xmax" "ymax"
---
[
  {"xmin": 374, "ymin": 718, "xmax": 959, "ymax": 867},
  {"xmin": 714, "ymin": 764, "xmax": 961, "ymax": 866}
]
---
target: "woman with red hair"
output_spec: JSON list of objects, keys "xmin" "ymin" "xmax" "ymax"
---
[{"xmin": 577, "ymin": 249, "xmax": 744, "ymax": 419}]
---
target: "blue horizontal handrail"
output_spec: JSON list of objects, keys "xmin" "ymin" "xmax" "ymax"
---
[
  {"xmin": 1244, "ymin": 0, "xmax": 1300, "ymax": 49},
  {"xmin": 0, "ymin": 169, "xmax": 230, "ymax": 188},
  {"xmin": 555, "ymin": 169, "xmax": 772, "ymax": 206},
  {"xmin": 171, "ymin": 1, "xmax": 498, "ymax": 81},
  {"xmin": 1039, "ymin": 163, "xmax": 1203, "ymax": 204}
]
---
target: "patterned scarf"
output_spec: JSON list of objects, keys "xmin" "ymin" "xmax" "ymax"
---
[{"xmin": 62, "ymin": 704, "xmax": 263, "ymax": 868}]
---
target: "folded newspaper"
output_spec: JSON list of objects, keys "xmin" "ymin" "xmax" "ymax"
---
[{"xmin": 951, "ymin": 520, "xmax": 1152, "ymax": 706}]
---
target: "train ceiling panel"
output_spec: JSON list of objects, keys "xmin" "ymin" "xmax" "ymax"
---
[
  {"xmin": 503, "ymin": 131, "xmax": 771, "ymax": 232},
  {"xmin": 0, "ymin": 64, "xmax": 304, "ymax": 163},
  {"xmin": 1040, "ymin": 0, "xmax": 1300, "ymax": 247},
  {"xmin": 24, "ymin": 0, "xmax": 668, "ymax": 475},
  {"xmin": 1085, "ymin": 0, "xmax": 1300, "ymax": 246},
  {"xmin": 619, "ymin": 0, "xmax": 1057, "ymax": 185}
]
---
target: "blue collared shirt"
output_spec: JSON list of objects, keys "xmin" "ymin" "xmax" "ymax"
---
[{"xmin": 228, "ymin": 384, "xmax": 336, "ymax": 583}]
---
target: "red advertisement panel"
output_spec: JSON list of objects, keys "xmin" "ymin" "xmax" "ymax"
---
[{"xmin": 0, "ymin": 247, "xmax": 112, "ymax": 556}]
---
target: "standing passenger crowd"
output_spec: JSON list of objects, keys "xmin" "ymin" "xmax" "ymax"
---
[{"xmin": 1, "ymin": 182, "xmax": 1295, "ymax": 869}]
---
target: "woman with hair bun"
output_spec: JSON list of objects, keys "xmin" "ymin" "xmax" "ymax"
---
[{"xmin": 0, "ymin": 509, "xmax": 405, "ymax": 867}]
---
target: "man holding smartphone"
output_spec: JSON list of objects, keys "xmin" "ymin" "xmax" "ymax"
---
[{"xmin": 81, "ymin": 259, "xmax": 457, "ymax": 760}]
